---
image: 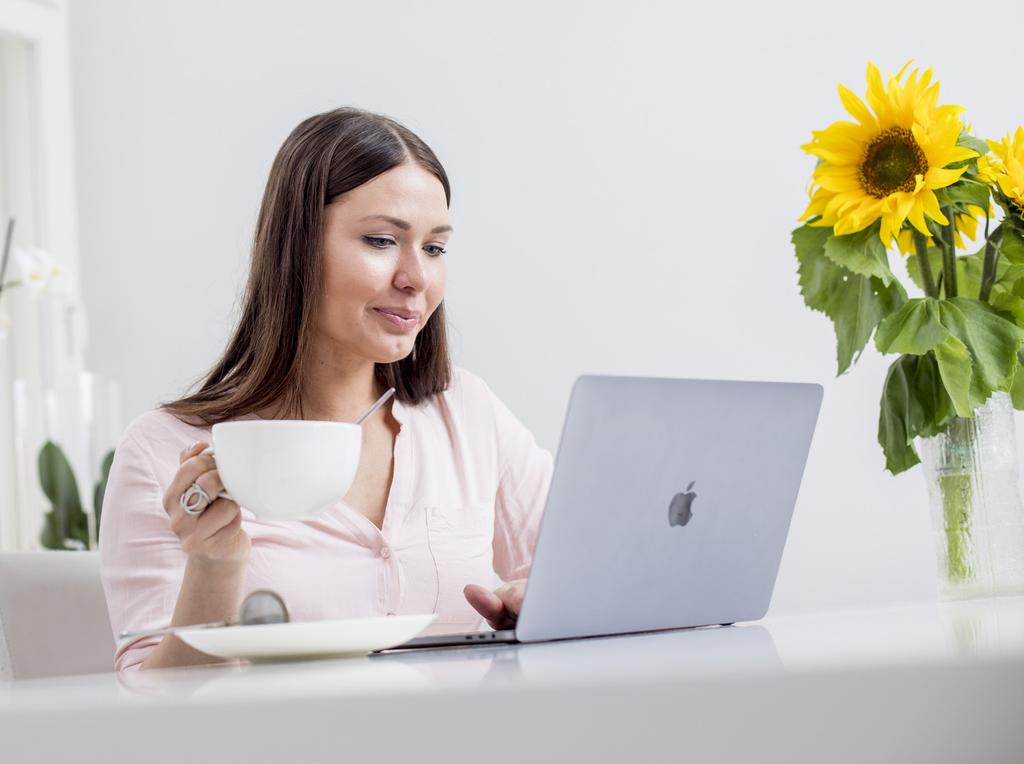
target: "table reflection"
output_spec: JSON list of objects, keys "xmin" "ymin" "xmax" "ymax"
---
[{"xmin": 112, "ymin": 623, "xmax": 780, "ymax": 703}]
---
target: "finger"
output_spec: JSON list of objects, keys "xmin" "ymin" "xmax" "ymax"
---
[
  {"xmin": 463, "ymin": 584, "xmax": 513, "ymax": 630},
  {"xmin": 191, "ymin": 468, "xmax": 226, "ymax": 504},
  {"xmin": 206, "ymin": 505, "xmax": 243, "ymax": 541},
  {"xmin": 193, "ymin": 498, "xmax": 241, "ymax": 542},
  {"xmin": 174, "ymin": 468, "xmax": 226, "ymax": 519},
  {"xmin": 202, "ymin": 511, "xmax": 249, "ymax": 561},
  {"xmin": 179, "ymin": 440, "xmax": 207, "ymax": 465},
  {"xmin": 166, "ymin": 440, "xmax": 210, "ymax": 513},
  {"xmin": 495, "ymin": 580, "xmax": 526, "ymax": 617},
  {"xmin": 165, "ymin": 451, "xmax": 217, "ymax": 509}
]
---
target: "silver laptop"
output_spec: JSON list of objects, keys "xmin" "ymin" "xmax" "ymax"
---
[{"xmin": 391, "ymin": 374, "xmax": 822, "ymax": 650}]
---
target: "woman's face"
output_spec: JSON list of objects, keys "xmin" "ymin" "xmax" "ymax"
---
[{"xmin": 316, "ymin": 162, "xmax": 450, "ymax": 366}]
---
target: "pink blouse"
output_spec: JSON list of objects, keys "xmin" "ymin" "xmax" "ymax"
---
[{"xmin": 99, "ymin": 366, "xmax": 554, "ymax": 671}]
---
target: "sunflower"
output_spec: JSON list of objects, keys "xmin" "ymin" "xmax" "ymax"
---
[
  {"xmin": 979, "ymin": 127, "xmax": 1024, "ymax": 219},
  {"xmin": 894, "ymin": 205, "xmax": 985, "ymax": 256},
  {"xmin": 800, "ymin": 62, "xmax": 978, "ymax": 247}
]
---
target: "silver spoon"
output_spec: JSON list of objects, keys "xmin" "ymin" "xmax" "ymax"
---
[
  {"xmin": 356, "ymin": 387, "xmax": 395, "ymax": 425},
  {"xmin": 118, "ymin": 589, "xmax": 289, "ymax": 640}
]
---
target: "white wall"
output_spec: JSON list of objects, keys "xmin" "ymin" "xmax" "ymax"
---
[{"xmin": 67, "ymin": 0, "xmax": 1024, "ymax": 615}]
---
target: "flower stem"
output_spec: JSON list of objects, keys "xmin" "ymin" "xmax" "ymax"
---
[
  {"xmin": 978, "ymin": 216, "xmax": 1004, "ymax": 303},
  {"xmin": 0, "ymin": 218, "xmax": 14, "ymax": 309},
  {"xmin": 913, "ymin": 230, "xmax": 938, "ymax": 298},
  {"xmin": 941, "ymin": 208, "xmax": 958, "ymax": 298},
  {"xmin": 939, "ymin": 470, "xmax": 974, "ymax": 582}
]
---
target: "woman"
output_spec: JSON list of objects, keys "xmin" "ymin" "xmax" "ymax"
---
[{"xmin": 99, "ymin": 107, "xmax": 553, "ymax": 671}]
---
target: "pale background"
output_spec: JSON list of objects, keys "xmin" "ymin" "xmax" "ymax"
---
[{"xmin": 64, "ymin": 0, "xmax": 1024, "ymax": 615}]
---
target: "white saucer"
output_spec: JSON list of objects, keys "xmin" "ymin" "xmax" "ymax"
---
[{"xmin": 176, "ymin": 613, "xmax": 437, "ymax": 661}]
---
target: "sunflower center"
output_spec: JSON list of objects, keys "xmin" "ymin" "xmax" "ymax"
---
[{"xmin": 859, "ymin": 127, "xmax": 929, "ymax": 198}]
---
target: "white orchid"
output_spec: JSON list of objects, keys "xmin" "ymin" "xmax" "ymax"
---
[
  {"xmin": 9, "ymin": 247, "xmax": 74, "ymax": 298},
  {"xmin": 0, "ymin": 246, "xmax": 80, "ymax": 340}
]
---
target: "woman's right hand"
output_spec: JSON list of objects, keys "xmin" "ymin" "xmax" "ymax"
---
[{"xmin": 162, "ymin": 440, "xmax": 251, "ymax": 566}]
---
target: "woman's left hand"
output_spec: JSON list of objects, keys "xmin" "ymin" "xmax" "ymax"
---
[{"xmin": 463, "ymin": 579, "xmax": 526, "ymax": 630}]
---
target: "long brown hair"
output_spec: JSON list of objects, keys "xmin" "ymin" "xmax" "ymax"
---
[{"xmin": 161, "ymin": 107, "xmax": 452, "ymax": 425}]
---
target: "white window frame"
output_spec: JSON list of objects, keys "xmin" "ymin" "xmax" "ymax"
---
[
  {"xmin": 0, "ymin": 0, "xmax": 78, "ymax": 268},
  {"xmin": 0, "ymin": 0, "xmax": 81, "ymax": 550}
]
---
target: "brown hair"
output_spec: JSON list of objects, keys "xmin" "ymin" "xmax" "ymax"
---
[{"xmin": 161, "ymin": 107, "xmax": 452, "ymax": 425}]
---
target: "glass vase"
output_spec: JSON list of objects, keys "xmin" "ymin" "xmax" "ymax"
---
[{"xmin": 917, "ymin": 392, "xmax": 1024, "ymax": 600}]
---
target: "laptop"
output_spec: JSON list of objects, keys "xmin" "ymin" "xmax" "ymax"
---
[{"xmin": 391, "ymin": 374, "xmax": 822, "ymax": 650}]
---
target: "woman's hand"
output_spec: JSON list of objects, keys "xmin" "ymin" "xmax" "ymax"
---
[
  {"xmin": 162, "ymin": 441, "xmax": 250, "ymax": 567},
  {"xmin": 463, "ymin": 579, "xmax": 526, "ymax": 630},
  {"xmin": 138, "ymin": 441, "xmax": 251, "ymax": 669}
]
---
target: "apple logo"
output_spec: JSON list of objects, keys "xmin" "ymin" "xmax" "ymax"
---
[{"xmin": 669, "ymin": 482, "xmax": 697, "ymax": 527}]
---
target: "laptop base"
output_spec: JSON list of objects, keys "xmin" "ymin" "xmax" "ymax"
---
[{"xmin": 386, "ymin": 628, "xmax": 518, "ymax": 651}]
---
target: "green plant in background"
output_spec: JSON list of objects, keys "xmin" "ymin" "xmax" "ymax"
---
[
  {"xmin": 94, "ymin": 450, "xmax": 114, "ymax": 533},
  {"xmin": 37, "ymin": 441, "xmax": 115, "ymax": 551}
]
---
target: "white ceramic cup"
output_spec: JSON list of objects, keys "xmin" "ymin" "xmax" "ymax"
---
[{"xmin": 197, "ymin": 420, "xmax": 362, "ymax": 521}]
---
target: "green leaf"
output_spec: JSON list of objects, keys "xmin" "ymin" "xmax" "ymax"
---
[
  {"xmin": 873, "ymin": 296, "xmax": 1024, "ymax": 417},
  {"xmin": 823, "ymin": 223, "xmax": 895, "ymax": 286},
  {"xmin": 957, "ymin": 133, "xmax": 990, "ymax": 156},
  {"xmin": 794, "ymin": 224, "xmax": 906, "ymax": 375},
  {"xmin": 874, "ymin": 298, "xmax": 948, "ymax": 355},
  {"xmin": 1001, "ymin": 264, "xmax": 1024, "ymax": 286},
  {"xmin": 36, "ymin": 441, "xmax": 88, "ymax": 550},
  {"xmin": 906, "ymin": 247, "xmax": 944, "ymax": 293},
  {"xmin": 39, "ymin": 512, "xmax": 63, "ymax": 551},
  {"xmin": 933, "ymin": 334, "xmax": 973, "ymax": 416},
  {"xmin": 1011, "ymin": 353, "xmax": 1024, "ymax": 411},
  {"xmin": 878, "ymin": 355, "xmax": 922, "ymax": 474},
  {"xmin": 793, "ymin": 223, "xmax": 832, "ymax": 275},
  {"xmin": 93, "ymin": 449, "xmax": 115, "ymax": 534},
  {"xmin": 1001, "ymin": 225, "xmax": 1024, "ymax": 265},
  {"xmin": 38, "ymin": 440, "xmax": 83, "ymax": 516},
  {"xmin": 959, "ymin": 253, "xmax": 986, "ymax": 299},
  {"xmin": 878, "ymin": 352, "xmax": 958, "ymax": 475},
  {"xmin": 960, "ymin": 236, "xmax": 1024, "ymax": 299},
  {"xmin": 939, "ymin": 297, "xmax": 1024, "ymax": 409},
  {"xmin": 935, "ymin": 180, "xmax": 991, "ymax": 210},
  {"xmin": 988, "ymin": 286, "xmax": 1024, "ymax": 326},
  {"xmin": 909, "ymin": 352, "xmax": 955, "ymax": 437}
]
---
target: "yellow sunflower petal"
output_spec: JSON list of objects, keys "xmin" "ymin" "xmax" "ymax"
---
[
  {"xmin": 895, "ymin": 59, "xmax": 915, "ymax": 79},
  {"xmin": 958, "ymin": 213, "xmax": 978, "ymax": 242},
  {"xmin": 907, "ymin": 199, "xmax": 929, "ymax": 235},
  {"xmin": 920, "ymin": 189, "xmax": 949, "ymax": 226},
  {"xmin": 864, "ymin": 62, "xmax": 887, "ymax": 120},
  {"xmin": 799, "ymin": 189, "xmax": 831, "ymax": 220},
  {"xmin": 925, "ymin": 166, "xmax": 966, "ymax": 189},
  {"xmin": 837, "ymin": 83, "xmax": 877, "ymax": 129},
  {"xmin": 896, "ymin": 228, "xmax": 915, "ymax": 256},
  {"xmin": 893, "ymin": 192, "xmax": 915, "ymax": 225}
]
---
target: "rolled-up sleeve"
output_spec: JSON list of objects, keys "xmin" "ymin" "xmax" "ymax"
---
[
  {"xmin": 483, "ymin": 384, "xmax": 554, "ymax": 582},
  {"xmin": 98, "ymin": 426, "xmax": 187, "ymax": 671}
]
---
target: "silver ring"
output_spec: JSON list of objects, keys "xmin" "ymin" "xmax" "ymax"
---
[{"xmin": 180, "ymin": 482, "xmax": 212, "ymax": 515}]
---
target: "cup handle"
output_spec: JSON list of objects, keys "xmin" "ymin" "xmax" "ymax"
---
[{"xmin": 199, "ymin": 446, "xmax": 236, "ymax": 503}]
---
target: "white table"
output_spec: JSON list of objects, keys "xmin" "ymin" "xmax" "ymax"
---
[{"xmin": 2, "ymin": 597, "xmax": 1023, "ymax": 763}]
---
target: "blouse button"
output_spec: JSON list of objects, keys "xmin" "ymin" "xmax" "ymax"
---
[{"xmin": 380, "ymin": 546, "xmax": 392, "ymax": 559}]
